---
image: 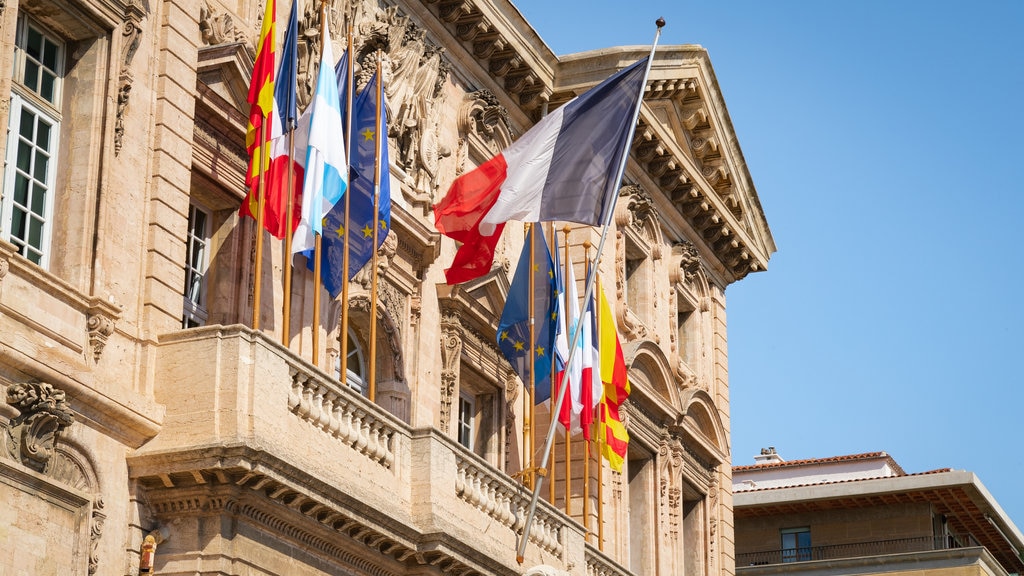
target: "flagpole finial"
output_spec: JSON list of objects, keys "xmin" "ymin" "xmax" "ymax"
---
[{"xmin": 656, "ymin": 17, "xmax": 666, "ymax": 29}]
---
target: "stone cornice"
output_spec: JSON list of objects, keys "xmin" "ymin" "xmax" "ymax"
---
[{"xmin": 131, "ymin": 442, "xmax": 523, "ymax": 576}]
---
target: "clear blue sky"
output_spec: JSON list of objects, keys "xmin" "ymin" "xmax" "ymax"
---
[{"xmin": 511, "ymin": 1, "xmax": 1024, "ymax": 525}]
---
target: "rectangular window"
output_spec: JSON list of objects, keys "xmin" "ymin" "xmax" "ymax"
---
[
  {"xmin": 182, "ymin": 204, "xmax": 211, "ymax": 328},
  {"xmin": 781, "ymin": 527, "xmax": 811, "ymax": 562},
  {"xmin": 2, "ymin": 17, "xmax": 63, "ymax": 267},
  {"xmin": 457, "ymin": 394, "xmax": 474, "ymax": 450}
]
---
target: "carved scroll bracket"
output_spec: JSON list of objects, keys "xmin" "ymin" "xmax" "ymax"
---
[{"xmin": 86, "ymin": 297, "xmax": 122, "ymax": 362}]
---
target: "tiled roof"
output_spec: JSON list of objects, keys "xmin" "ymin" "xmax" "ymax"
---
[
  {"xmin": 734, "ymin": 467, "xmax": 956, "ymax": 493},
  {"xmin": 734, "ymin": 451, "xmax": 907, "ymax": 476}
]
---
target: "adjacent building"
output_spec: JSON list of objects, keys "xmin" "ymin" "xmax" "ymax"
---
[
  {"xmin": 734, "ymin": 449, "xmax": 1024, "ymax": 576},
  {"xmin": 0, "ymin": 0, "xmax": 774, "ymax": 574}
]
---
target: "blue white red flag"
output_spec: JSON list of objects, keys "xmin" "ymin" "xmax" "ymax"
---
[{"xmin": 434, "ymin": 58, "xmax": 648, "ymax": 284}]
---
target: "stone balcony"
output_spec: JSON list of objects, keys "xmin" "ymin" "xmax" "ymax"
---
[{"xmin": 129, "ymin": 325, "xmax": 630, "ymax": 576}]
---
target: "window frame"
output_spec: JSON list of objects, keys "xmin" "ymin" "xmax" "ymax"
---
[
  {"xmin": 2, "ymin": 16, "xmax": 65, "ymax": 268},
  {"xmin": 780, "ymin": 526, "xmax": 812, "ymax": 563},
  {"xmin": 182, "ymin": 203, "xmax": 212, "ymax": 328},
  {"xmin": 457, "ymin": 392, "xmax": 475, "ymax": 451}
]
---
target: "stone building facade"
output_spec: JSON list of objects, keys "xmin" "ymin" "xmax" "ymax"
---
[{"xmin": 0, "ymin": 0, "xmax": 774, "ymax": 574}]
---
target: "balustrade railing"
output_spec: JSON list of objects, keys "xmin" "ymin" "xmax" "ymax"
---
[
  {"xmin": 286, "ymin": 360, "xmax": 404, "ymax": 470},
  {"xmin": 454, "ymin": 449, "xmax": 565, "ymax": 557},
  {"xmin": 737, "ymin": 534, "xmax": 982, "ymax": 566}
]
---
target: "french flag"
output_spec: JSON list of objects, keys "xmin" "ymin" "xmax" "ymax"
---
[{"xmin": 434, "ymin": 58, "xmax": 648, "ymax": 284}]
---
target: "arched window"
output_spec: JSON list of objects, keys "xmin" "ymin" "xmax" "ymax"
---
[{"xmin": 334, "ymin": 328, "xmax": 367, "ymax": 396}]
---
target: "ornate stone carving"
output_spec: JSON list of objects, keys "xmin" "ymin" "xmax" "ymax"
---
[
  {"xmin": 296, "ymin": 4, "xmax": 453, "ymax": 202},
  {"xmin": 0, "ymin": 256, "xmax": 8, "ymax": 283},
  {"xmin": 89, "ymin": 498, "xmax": 106, "ymax": 575},
  {"xmin": 114, "ymin": 19, "xmax": 142, "ymax": 156},
  {"xmin": 458, "ymin": 89, "xmax": 514, "ymax": 160},
  {"xmin": 351, "ymin": 230, "xmax": 398, "ymax": 289},
  {"xmin": 86, "ymin": 312, "xmax": 115, "ymax": 362},
  {"xmin": 199, "ymin": 1, "xmax": 243, "ymax": 46},
  {"xmin": 2, "ymin": 382, "xmax": 75, "ymax": 473},
  {"xmin": 438, "ymin": 311, "xmax": 462, "ymax": 434}
]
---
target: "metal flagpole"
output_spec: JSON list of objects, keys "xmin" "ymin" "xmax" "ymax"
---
[
  {"xmin": 338, "ymin": 24, "xmax": 354, "ymax": 386},
  {"xmin": 282, "ymin": 110, "xmax": 297, "ymax": 344},
  {"xmin": 252, "ymin": 120, "xmax": 268, "ymax": 331},
  {"xmin": 548, "ymin": 223, "xmax": 557, "ymax": 505},
  {"xmin": 594, "ymin": 264, "xmax": 605, "ymax": 551},
  {"xmin": 582, "ymin": 240, "xmax": 592, "ymax": 541},
  {"xmin": 527, "ymin": 222, "xmax": 537, "ymax": 489},
  {"xmin": 515, "ymin": 17, "xmax": 663, "ymax": 564},
  {"xmin": 561, "ymin": 224, "xmax": 572, "ymax": 517},
  {"xmin": 367, "ymin": 55, "xmax": 383, "ymax": 402},
  {"xmin": 310, "ymin": 0, "xmax": 329, "ymax": 367}
]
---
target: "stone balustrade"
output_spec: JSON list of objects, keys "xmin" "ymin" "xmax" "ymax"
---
[
  {"xmin": 287, "ymin": 361, "xmax": 398, "ymax": 469},
  {"xmin": 141, "ymin": 325, "xmax": 629, "ymax": 574}
]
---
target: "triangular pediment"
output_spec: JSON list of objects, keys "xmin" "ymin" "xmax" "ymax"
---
[
  {"xmin": 436, "ymin": 267, "xmax": 510, "ymax": 336},
  {"xmin": 197, "ymin": 42, "xmax": 254, "ymax": 117},
  {"xmin": 551, "ymin": 47, "xmax": 776, "ymax": 284}
]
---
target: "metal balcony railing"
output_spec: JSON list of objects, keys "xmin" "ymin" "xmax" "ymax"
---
[{"xmin": 737, "ymin": 534, "xmax": 982, "ymax": 566}]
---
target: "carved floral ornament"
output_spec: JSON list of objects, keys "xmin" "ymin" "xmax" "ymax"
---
[{"xmin": 1, "ymin": 381, "xmax": 76, "ymax": 474}]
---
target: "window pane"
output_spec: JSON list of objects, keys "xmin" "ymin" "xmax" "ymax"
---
[
  {"xmin": 25, "ymin": 27, "xmax": 43, "ymax": 59},
  {"xmin": 30, "ymin": 182, "xmax": 47, "ymax": 215},
  {"xmin": 42, "ymin": 38, "xmax": 59, "ymax": 70},
  {"xmin": 33, "ymin": 150, "xmax": 49, "ymax": 182},
  {"xmin": 10, "ymin": 209, "xmax": 27, "ymax": 238},
  {"xmin": 40, "ymin": 72, "xmax": 56, "ymax": 103},
  {"xmin": 13, "ymin": 174, "xmax": 29, "ymax": 206},
  {"xmin": 16, "ymin": 140, "xmax": 32, "ymax": 174},
  {"xmin": 28, "ymin": 215, "xmax": 43, "ymax": 247},
  {"xmin": 22, "ymin": 60, "xmax": 40, "ymax": 93},
  {"xmin": 19, "ymin": 108, "xmax": 35, "ymax": 140},
  {"xmin": 36, "ymin": 120, "xmax": 51, "ymax": 151}
]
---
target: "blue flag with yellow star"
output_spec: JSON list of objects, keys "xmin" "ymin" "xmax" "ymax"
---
[
  {"xmin": 318, "ymin": 71, "xmax": 391, "ymax": 297},
  {"xmin": 497, "ymin": 227, "xmax": 558, "ymax": 402}
]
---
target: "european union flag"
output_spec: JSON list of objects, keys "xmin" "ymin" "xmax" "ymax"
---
[
  {"xmin": 497, "ymin": 227, "xmax": 558, "ymax": 402},
  {"xmin": 319, "ymin": 72, "xmax": 391, "ymax": 297}
]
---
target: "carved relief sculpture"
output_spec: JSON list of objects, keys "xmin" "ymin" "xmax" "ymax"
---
[
  {"xmin": 114, "ymin": 19, "xmax": 142, "ymax": 156},
  {"xmin": 1, "ymin": 381, "xmax": 76, "ymax": 473},
  {"xmin": 438, "ymin": 310, "xmax": 463, "ymax": 434}
]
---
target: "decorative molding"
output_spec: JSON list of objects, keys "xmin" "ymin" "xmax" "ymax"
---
[
  {"xmin": 88, "ymin": 498, "xmax": 106, "ymax": 575},
  {"xmin": 457, "ymin": 89, "xmax": 514, "ymax": 164},
  {"xmin": 438, "ymin": 311, "xmax": 463, "ymax": 434},
  {"xmin": 1, "ymin": 382, "xmax": 76, "ymax": 473},
  {"xmin": 114, "ymin": 17, "xmax": 143, "ymax": 156},
  {"xmin": 632, "ymin": 117, "xmax": 763, "ymax": 280},
  {"xmin": 199, "ymin": 1, "xmax": 244, "ymax": 46}
]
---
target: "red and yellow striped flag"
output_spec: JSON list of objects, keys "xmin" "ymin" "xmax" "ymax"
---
[
  {"xmin": 597, "ymin": 282, "xmax": 630, "ymax": 472},
  {"xmin": 243, "ymin": 0, "xmax": 277, "ymax": 197}
]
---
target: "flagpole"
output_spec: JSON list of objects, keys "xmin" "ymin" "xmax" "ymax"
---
[
  {"xmin": 527, "ymin": 222, "xmax": 537, "ymax": 489},
  {"xmin": 310, "ymin": 0, "xmax": 329, "ymax": 366},
  {"xmin": 367, "ymin": 55, "xmax": 383, "ymax": 403},
  {"xmin": 282, "ymin": 116, "xmax": 296, "ymax": 345},
  {"xmin": 594, "ymin": 264, "xmax": 606, "ymax": 551},
  {"xmin": 252, "ymin": 121, "xmax": 268, "ymax": 331},
  {"xmin": 548, "ymin": 223, "xmax": 557, "ymax": 505},
  {"xmin": 582, "ymin": 240, "xmax": 592, "ymax": 541},
  {"xmin": 515, "ymin": 17, "xmax": 663, "ymax": 564},
  {"xmin": 561, "ymin": 224, "xmax": 572, "ymax": 517},
  {"xmin": 338, "ymin": 25, "xmax": 354, "ymax": 387}
]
